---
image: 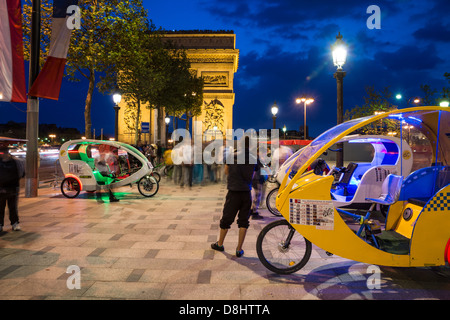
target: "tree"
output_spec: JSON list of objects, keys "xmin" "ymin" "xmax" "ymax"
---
[
  {"xmin": 22, "ymin": 0, "xmax": 52, "ymax": 67},
  {"xmin": 344, "ymin": 86, "xmax": 398, "ymax": 135},
  {"xmin": 420, "ymin": 73, "xmax": 450, "ymax": 106},
  {"xmin": 420, "ymin": 84, "xmax": 437, "ymax": 105},
  {"xmin": 441, "ymin": 72, "xmax": 450, "ymax": 102},
  {"xmin": 153, "ymin": 49, "xmax": 204, "ymax": 134},
  {"xmin": 105, "ymin": 30, "xmax": 202, "ymax": 144},
  {"xmin": 180, "ymin": 75, "xmax": 204, "ymax": 131},
  {"xmin": 145, "ymin": 44, "xmax": 195, "ymax": 143},
  {"xmin": 100, "ymin": 22, "xmax": 170, "ymax": 145},
  {"xmin": 23, "ymin": 0, "xmax": 151, "ymax": 139}
]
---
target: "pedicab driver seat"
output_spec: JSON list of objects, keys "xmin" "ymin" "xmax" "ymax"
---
[{"xmin": 365, "ymin": 174, "xmax": 403, "ymax": 208}]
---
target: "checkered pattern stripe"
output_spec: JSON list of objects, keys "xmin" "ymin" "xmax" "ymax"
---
[{"xmin": 425, "ymin": 192, "xmax": 450, "ymax": 212}]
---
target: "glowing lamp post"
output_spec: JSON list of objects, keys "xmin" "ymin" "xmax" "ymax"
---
[
  {"xmin": 113, "ymin": 92, "xmax": 122, "ymax": 141},
  {"xmin": 296, "ymin": 97, "xmax": 314, "ymax": 140},
  {"xmin": 49, "ymin": 134, "xmax": 56, "ymax": 145},
  {"xmin": 332, "ymin": 32, "xmax": 348, "ymax": 167},
  {"xmin": 271, "ymin": 101, "xmax": 279, "ymax": 129},
  {"xmin": 165, "ymin": 115, "xmax": 171, "ymax": 146},
  {"xmin": 440, "ymin": 94, "xmax": 449, "ymax": 107}
]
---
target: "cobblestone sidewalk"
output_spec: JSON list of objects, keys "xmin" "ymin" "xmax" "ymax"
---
[{"xmin": 0, "ymin": 179, "xmax": 449, "ymax": 300}]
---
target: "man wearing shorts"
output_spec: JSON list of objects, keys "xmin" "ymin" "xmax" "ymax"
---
[{"xmin": 211, "ymin": 137, "xmax": 257, "ymax": 257}]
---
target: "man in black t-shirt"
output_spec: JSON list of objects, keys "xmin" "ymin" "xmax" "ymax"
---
[
  {"xmin": 0, "ymin": 144, "xmax": 25, "ymax": 232},
  {"xmin": 211, "ymin": 137, "xmax": 257, "ymax": 257}
]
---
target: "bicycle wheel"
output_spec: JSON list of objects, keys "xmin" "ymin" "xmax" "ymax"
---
[
  {"xmin": 256, "ymin": 219, "xmax": 312, "ymax": 274},
  {"xmin": 151, "ymin": 171, "xmax": 161, "ymax": 183},
  {"xmin": 266, "ymin": 187, "xmax": 282, "ymax": 217},
  {"xmin": 61, "ymin": 177, "xmax": 81, "ymax": 198},
  {"xmin": 163, "ymin": 165, "xmax": 173, "ymax": 177},
  {"xmin": 137, "ymin": 175, "xmax": 159, "ymax": 197}
]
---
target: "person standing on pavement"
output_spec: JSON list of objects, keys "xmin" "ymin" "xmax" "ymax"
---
[
  {"xmin": 250, "ymin": 153, "xmax": 266, "ymax": 220},
  {"xmin": 211, "ymin": 136, "xmax": 257, "ymax": 257},
  {"xmin": 180, "ymin": 142, "xmax": 193, "ymax": 188},
  {"xmin": 0, "ymin": 143, "xmax": 25, "ymax": 232},
  {"xmin": 172, "ymin": 137, "xmax": 183, "ymax": 185}
]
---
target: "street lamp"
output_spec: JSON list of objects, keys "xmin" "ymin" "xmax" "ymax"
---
[
  {"xmin": 411, "ymin": 97, "xmax": 421, "ymax": 105},
  {"xmin": 440, "ymin": 94, "xmax": 449, "ymax": 107},
  {"xmin": 332, "ymin": 32, "xmax": 347, "ymax": 167},
  {"xmin": 49, "ymin": 134, "xmax": 56, "ymax": 145},
  {"xmin": 403, "ymin": 123, "xmax": 414, "ymax": 143},
  {"xmin": 113, "ymin": 92, "xmax": 122, "ymax": 141},
  {"xmin": 165, "ymin": 115, "xmax": 171, "ymax": 147},
  {"xmin": 271, "ymin": 101, "xmax": 279, "ymax": 129},
  {"xmin": 282, "ymin": 125, "xmax": 287, "ymax": 139},
  {"xmin": 397, "ymin": 95, "xmax": 423, "ymax": 107},
  {"xmin": 296, "ymin": 97, "xmax": 314, "ymax": 140}
]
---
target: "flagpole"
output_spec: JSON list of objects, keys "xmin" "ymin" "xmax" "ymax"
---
[{"xmin": 25, "ymin": 0, "xmax": 41, "ymax": 198}]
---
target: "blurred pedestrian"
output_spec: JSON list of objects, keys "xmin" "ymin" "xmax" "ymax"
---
[
  {"xmin": 250, "ymin": 154, "xmax": 266, "ymax": 219},
  {"xmin": 0, "ymin": 143, "xmax": 25, "ymax": 232},
  {"xmin": 270, "ymin": 145, "xmax": 293, "ymax": 173},
  {"xmin": 156, "ymin": 143, "xmax": 163, "ymax": 164},
  {"xmin": 172, "ymin": 137, "xmax": 184, "ymax": 185},
  {"xmin": 180, "ymin": 142, "xmax": 193, "ymax": 188}
]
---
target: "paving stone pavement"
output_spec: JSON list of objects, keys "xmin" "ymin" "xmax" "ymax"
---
[{"xmin": 0, "ymin": 178, "xmax": 449, "ymax": 301}]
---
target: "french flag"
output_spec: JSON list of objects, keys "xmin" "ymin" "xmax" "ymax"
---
[
  {"xmin": 0, "ymin": 0, "xmax": 27, "ymax": 103},
  {"xmin": 28, "ymin": 0, "xmax": 78, "ymax": 100}
]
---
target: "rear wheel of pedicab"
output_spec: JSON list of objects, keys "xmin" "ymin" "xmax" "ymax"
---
[
  {"xmin": 60, "ymin": 177, "xmax": 81, "ymax": 198},
  {"xmin": 163, "ymin": 165, "xmax": 174, "ymax": 177},
  {"xmin": 256, "ymin": 219, "xmax": 312, "ymax": 274},
  {"xmin": 137, "ymin": 175, "xmax": 159, "ymax": 197},
  {"xmin": 266, "ymin": 187, "xmax": 282, "ymax": 217},
  {"xmin": 151, "ymin": 171, "xmax": 161, "ymax": 183}
]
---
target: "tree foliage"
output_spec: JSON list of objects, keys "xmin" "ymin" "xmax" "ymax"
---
[
  {"xmin": 23, "ymin": 0, "xmax": 151, "ymax": 138},
  {"xmin": 420, "ymin": 73, "xmax": 450, "ymax": 106},
  {"xmin": 22, "ymin": 0, "xmax": 52, "ymax": 67},
  {"xmin": 344, "ymin": 86, "xmax": 399, "ymax": 135}
]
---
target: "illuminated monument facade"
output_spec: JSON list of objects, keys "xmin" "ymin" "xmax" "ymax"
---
[{"xmin": 116, "ymin": 30, "xmax": 239, "ymax": 144}]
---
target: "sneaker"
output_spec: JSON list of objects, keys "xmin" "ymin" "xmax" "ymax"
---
[
  {"xmin": 251, "ymin": 212, "xmax": 263, "ymax": 220},
  {"xmin": 211, "ymin": 242, "xmax": 224, "ymax": 252},
  {"xmin": 109, "ymin": 197, "xmax": 120, "ymax": 202},
  {"xmin": 12, "ymin": 223, "xmax": 21, "ymax": 231},
  {"xmin": 236, "ymin": 249, "xmax": 244, "ymax": 257}
]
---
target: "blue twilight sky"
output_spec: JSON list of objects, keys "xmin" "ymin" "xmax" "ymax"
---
[{"xmin": 1, "ymin": 0, "xmax": 449, "ymax": 138}]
